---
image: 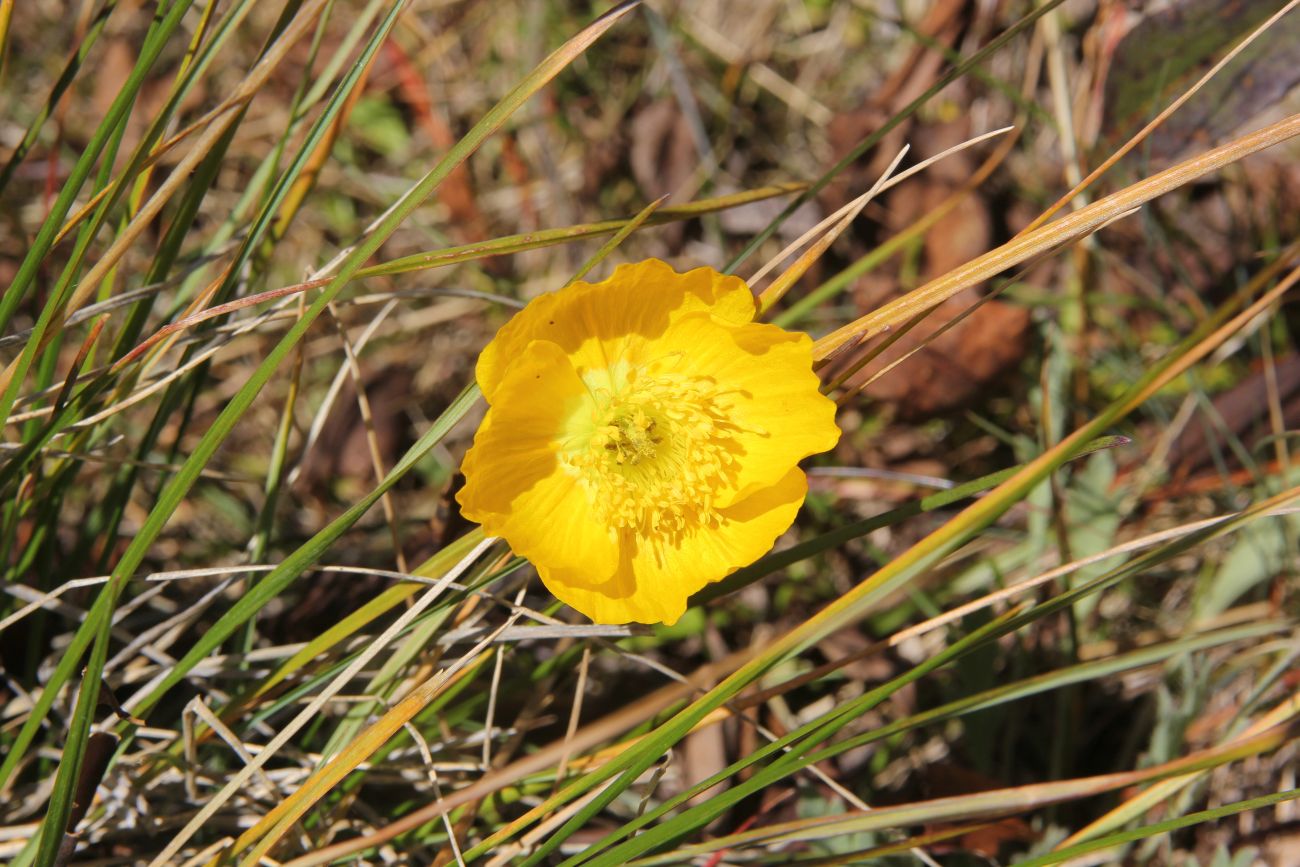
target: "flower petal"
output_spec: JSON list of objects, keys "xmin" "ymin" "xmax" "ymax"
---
[
  {"xmin": 536, "ymin": 468, "xmax": 809, "ymax": 624},
  {"xmin": 476, "ymin": 259, "xmax": 756, "ymax": 401},
  {"xmin": 457, "ymin": 341, "xmax": 618, "ymax": 578},
  {"xmin": 648, "ymin": 313, "xmax": 840, "ymax": 507}
]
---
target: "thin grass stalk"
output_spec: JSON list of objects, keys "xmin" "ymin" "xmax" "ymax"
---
[
  {"xmin": 722, "ymin": 0, "xmax": 1068, "ymax": 273},
  {"xmin": 3, "ymin": 4, "xmax": 325, "ymax": 518},
  {"xmin": 693, "ymin": 435, "xmax": 1128, "ymax": 606},
  {"xmin": 772, "ymin": 126, "xmax": 1020, "ymax": 326},
  {"xmin": 1019, "ymin": 788, "xmax": 1300, "ymax": 867},
  {"xmin": 0, "ymin": 63, "xmax": 137, "ymax": 581},
  {"xmin": 284, "ymin": 159, "xmax": 663, "ymax": 837},
  {"xmin": 278, "ymin": 646, "xmax": 763, "ymax": 867},
  {"xmin": 756, "ymin": 150, "xmax": 906, "ymax": 313},
  {"xmin": 48, "ymin": 0, "xmax": 264, "ymax": 251},
  {"xmin": 636, "ymin": 731, "xmax": 1293, "ymax": 865},
  {"xmin": 831, "ymin": 270, "xmax": 1019, "ymax": 398},
  {"xmin": 570, "ymin": 548, "xmax": 1293, "ymax": 867},
  {"xmin": 97, "ymin": 186, "xmax": 798, "ymax": 373},
  {"xmin": 234, "ymin": 642, "xmax": 502, "ymax": 867},
  {"xmin": 17, "ymin": 0, "xmax": 336, "ymax": 384},
  {"xmin": 308, "ymin": 251, "xmax": 1298, "ymax": 865},
  {"xmin": 812, "ymin": 113, "xmax": 1300, "ymax": 361},
  {"xmin": 0, "ymin": 0, "xmax": 15, "ymax": 87},
  {"xmin": 265, "ymin": 0, "xmax": 359, "ymax": 247},
  {"xmin": 549, "ymin": 609, "xmax": 1026, "ymax": 867},
  {"xmin": 753, "ymin": 125, "xmax": 1012, "ymax": 313},
  {"xmin": 566, "ymin": 195, "xmax": 668, "ymax": 286},
  {"xmin": 1021, "ymin": 0, "xmax": 1300, "ymax": 236},
  {"xmin": 146, "ymin": 536, "xmax": 498, "ymax": 866},
  {"xmin": 1055, "ymin": 687, "xmax": 1300, "ymax": 851},
  {"xmin": 618, "ymin": 650, "xmax": 1300, "ymax": 861}
]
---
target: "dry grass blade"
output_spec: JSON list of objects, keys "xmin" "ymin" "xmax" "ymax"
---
[
  {"xmin": 642, "ymin": 727, "xmax": 1292, "ymax": 863},
  {"xmin": 738, "ymin": 506, "xmax": 1300, "ymax": 705},
  {"xmin": 1021, "ymin": 0, "xmax": 1300, "ymax": 234},
  {"xmin": 96, "ymin": 186, "xmax": 793, "ymax": 385},
  {"xmin": 755, "ymin": 148, "xmax": 908, "ymax": 312},
  {"xmin": 0, "ymin": 0, "xmax": 15, "ymax": 75},
  {"xmin": 232, "ymin": 631, "xmax": 509, "ymax": 867},
  {"xmin": 813, "ymin": 112, "xmax": 1300, "ymax": 361},
  {"xmin": 145, "ymin": 536, "xmax": 496, "ymax": 866},
  {"xmin": 109, "ymin": 277, "xmax": 305, "ymax": 372},
  {"xmin": 277, "ymin": 647, "xmax": 761, "ymax": 867},
  {"xmin": 7, "ymin": 1, "xmax": 642, "ymax": 833},
  {"xmin": 1023, "ymin": 789, "xmax": 1300, "ymax": 867},
  {"xmin": 566, "ymin": 195, "xmax": 669, "ymax": 285},
  {"xmin": 772, "ymin": 125, "xmax": 1024, "ymax": 327},
  {"xmin": 824, "ymin": 242, "xmax": 1067, "ymax": 397},
  {"xmin": 0, "ymin": 0, "xmax": 333, "ymax": 402},
  {"xmin": 48, "ymin": 0, "xmax": 235, "ymax": 248},
  {"xmin": 325, "ymin": 302, "xmax": 409, "ymax": 573},
  {"xmin": 753, "ymin": 126, "xmax": 1013, "ymax": 310},
  {"xmin": 484, "ymin": 776, "xmax": 623, "ymax": 867},
  {"xmin": 1054, "ymin": 690, "xmax": 1300, "ymax": 851},
  {"xmin": 491, "ymin": 245, "xmax": 1300, "ymax": 867}
]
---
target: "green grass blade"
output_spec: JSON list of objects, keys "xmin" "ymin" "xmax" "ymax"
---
[
  {"xmin": 0, "ymin": 0, "xmax": 120, "ymax": 195},
  {"xmin": 565, "ymin": 195, "xmax": 667, "ymax": 285},
  {"xmin": 25, "ymin": 5, "xmax": 637, "ymax": 860},
  {"xmin": 71, "ymin": 0, "xmax": 384, "ymax": 577},
  {"xmin": 7, "ymin": 383, "xmax": 478, "ymax": 861},
  {"xmin": 1017, "ymin": 788, "xmax": 1300, "ymax": 867},
  {"xmin": 0, "ymin": 0, "xmax": 194, "ymax": 407},
  {"xmin": 570, "ymin": 618, "xmax": 1282, "ymax": 867},
  {"xmin": 356, "ymin": 185, "xmax": 804, "ymax": 279},
  {"xmin": 129, "ymin": 382, "xmax": 483, "ymax": 720}
]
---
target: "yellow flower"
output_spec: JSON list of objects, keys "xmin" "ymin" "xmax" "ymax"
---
[{"xmin": 457, "ymin": 259, "xmax": 840, "ymax": 625}]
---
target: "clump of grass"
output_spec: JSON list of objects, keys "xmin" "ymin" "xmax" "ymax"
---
[{"xmin": 1, "ymin": 2, "xmax": 1297, "ymax": 866}]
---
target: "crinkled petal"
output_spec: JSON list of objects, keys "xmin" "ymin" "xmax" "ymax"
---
[
  {"xmin": 536, "ymin": 469, "xmax": 808, "ymax": 624},
  {"xmin": 476, "ymin": 259, "xmax": 756, "ymax": 401},
  {"xmin": 457, "ymin": 341, "xmax": 618, "ymax": 578},
  {"xmin": 647, "ymin": 313, "xmax": 839, "ymax": 507}
]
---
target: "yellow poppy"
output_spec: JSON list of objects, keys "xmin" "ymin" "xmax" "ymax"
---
[{"xmin": 457, "ymin": 259, "xmax": 840, "ymax": 625}]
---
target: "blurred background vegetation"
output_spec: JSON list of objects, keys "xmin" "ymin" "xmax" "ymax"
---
[{"xmin": 1, "ymin": 0, "xmax": 1298, "ymax": 864}]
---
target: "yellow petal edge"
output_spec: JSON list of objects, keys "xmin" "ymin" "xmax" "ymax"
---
[{"xmin": 457, "ymin": 258, "xmax": 839, "ymax": 625}]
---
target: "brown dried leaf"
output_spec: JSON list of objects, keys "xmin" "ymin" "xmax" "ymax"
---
[{"xmin": 843, "ymin": 121, "xmax": 1026, "ymax": 417}]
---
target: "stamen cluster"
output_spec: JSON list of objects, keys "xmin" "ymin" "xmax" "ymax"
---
[{"xmin": 564, "ymin": 370, "xmax": 741, "ymax": 539}]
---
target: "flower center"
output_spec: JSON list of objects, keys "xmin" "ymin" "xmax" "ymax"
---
[
  {"xmin": 562, "ymin": 367, "xmax": 743, "ymax": 539},
  {"xmin": 601, "ymin": 408, "xmax": 662, "ymax": 466}
]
